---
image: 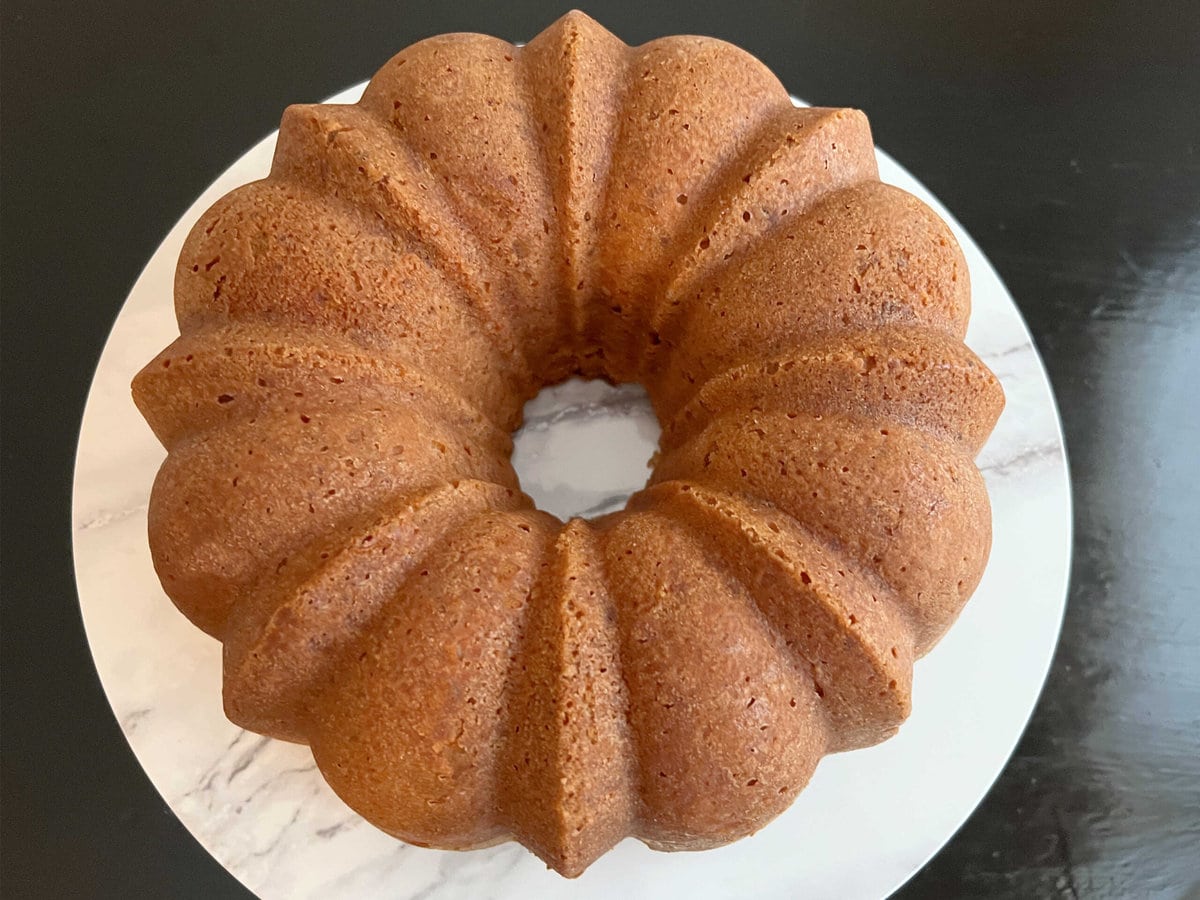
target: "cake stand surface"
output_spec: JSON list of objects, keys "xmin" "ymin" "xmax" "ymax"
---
[{"xmin": 73, "ymin": 85, "xmax": 1071, "ymax": 900}]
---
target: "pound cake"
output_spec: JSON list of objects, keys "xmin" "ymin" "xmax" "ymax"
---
[{"xmin": 132, "ymin": 10, "xmax": 1004, "ymax": 877}]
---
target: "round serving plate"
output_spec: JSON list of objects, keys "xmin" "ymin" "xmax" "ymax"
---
[{"xmin": 73, "ymin": 83, "xmax": 1071, "ymax": 899}]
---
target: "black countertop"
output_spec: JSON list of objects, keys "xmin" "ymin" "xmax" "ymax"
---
[{"xmin": 2, "ymin": 1, "xmax": 1198, "ymax": 896}]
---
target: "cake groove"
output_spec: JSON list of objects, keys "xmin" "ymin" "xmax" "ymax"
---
[
  {"xmin": 272, "ymin": 103, "xmax": 538, "ymax": 400},
  {"xmin": 171, "ymin": 178, "xmax": 529, "ymax": 424},
  {"xmin": 651, "ymin": 412, "xmax": 990, "ymax": 652},
  {"xmin": 634, "ymin": 480, "xmax": 914, "ymax": 750},
  {"xmin": 658, "ymin": 326, "xmax": 1005, "ymax": 455},
  {"xmin": 359, "ymin": 34, "xmax": 564, "ymax": 384},
  {"xmin": 309, "ymin": 509, "xmax": 556, "ymax": 851},
  {"xmin": 653, "ymin": 179, "xmax": 973, "ymax": 415},
  {"xmin": 223, "ymin": 481, "xmax": 528, "ymax": 741},
  {"xmin": 643, "ymin": 105, "xmax": 881, "ymax": 378},
  {"xmin": 588, "ymin": 34, "xmax": 792, "ymax": 381},
  {"xmin": 148, "ymin": 399, "xmax": 516, "ymax": 635},
  {"xmin": 601, "ymin": 511, "xmax": 828, "ymax": 848},
  {"xmin": 134, "ymin": 324, "xmax": 513, "ymax": 449}
]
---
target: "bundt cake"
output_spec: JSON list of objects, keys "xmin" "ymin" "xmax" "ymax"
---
[{"xmin": 132, "ymin": 11, "xmax": 1004, "ymax": 877}]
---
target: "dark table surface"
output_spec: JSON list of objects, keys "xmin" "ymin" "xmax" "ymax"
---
[{"xmin": 3, "ymin": 1, "xmax": 1198, "ymax": 897}]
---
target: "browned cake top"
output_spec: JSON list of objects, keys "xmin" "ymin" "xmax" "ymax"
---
[{"xmin": 132, "ymin": 10, "xmax": 1003, "ymax": 877}]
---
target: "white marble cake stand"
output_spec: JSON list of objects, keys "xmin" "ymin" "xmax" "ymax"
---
[{"xmin": 73, "ymin": 85, "xmax": 1072, "ymax": 900}]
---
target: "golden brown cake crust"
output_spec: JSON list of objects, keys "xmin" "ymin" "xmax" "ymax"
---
[{"xmin": 131, "ymin": 10, "xmax": 1004, "ymax": 878}]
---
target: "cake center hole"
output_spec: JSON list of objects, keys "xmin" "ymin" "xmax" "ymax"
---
[{"xmin": 511, "ymin": 379, "xmax": 661, "ymax": 520}]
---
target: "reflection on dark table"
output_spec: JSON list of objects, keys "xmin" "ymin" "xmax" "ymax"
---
[{"xmin": 1, "ymin": 1, "xmax": 1197, "ymax": 897}]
